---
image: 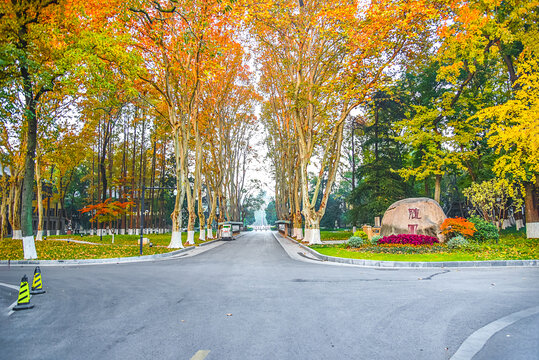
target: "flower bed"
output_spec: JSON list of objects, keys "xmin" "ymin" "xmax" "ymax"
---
[{"xmin": 378, "ymin": 234, "xmax": 439, "ymax": 246}]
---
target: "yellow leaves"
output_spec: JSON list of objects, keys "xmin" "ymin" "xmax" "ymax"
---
[
  {"xmin": 474, "ymin": 52, "xmax": 539, "ymax": 183},
  {"xmin": 463, "ymin": 178, "xmax": 523, "ymax": 223}
]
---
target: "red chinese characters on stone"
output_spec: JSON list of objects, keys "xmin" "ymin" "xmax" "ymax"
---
[
  {"xmin": 408, "ymin": 224, "xmax": 418, "ymax": 234},
  {"xmin": 408, "ymin": 208, "xmax": 421, "ymax": 219},
  {"xmin": 408, "ymin": 208, "xmax": 420, "ymax": 234}
]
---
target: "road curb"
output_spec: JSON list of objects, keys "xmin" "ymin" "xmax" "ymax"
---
[{"xmin": 273, "ymin": 232, "xmax": 539, "ymax": 268}]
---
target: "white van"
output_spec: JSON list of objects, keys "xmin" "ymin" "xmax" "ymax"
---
[{"xmin": 221, "ymin": 224, "xmax": 233, "ymax": 240}]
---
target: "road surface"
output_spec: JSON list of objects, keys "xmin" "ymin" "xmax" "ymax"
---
[{"xmin": 1, "ymin": 231, "xmax": 538, "ymax": 359}]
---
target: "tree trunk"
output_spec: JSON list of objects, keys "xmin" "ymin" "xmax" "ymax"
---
[
  {"xmin": 139, "ymin": 117, "xmax": 146, "ymax": 234},
  {"xmin": 293, "ymin": 174, "xmax": 303, "ymax": 239},
  {"xmin": 20, "ymin": 99, "xmax": 38, "ymax": 258},
  {"xmin": 9, "ymin": 175, "xmax": 22, "ymax": 240},
  {"xmin": 524, "ymin": 182, "xmax": 539, "ymax": 238},
  {"xmin": 168, "ymin": 129, "xmax": 185, "ymax": 248},
  {"xmin": 130, "ymin": 122, "xmax": 137, "ymax": 232},
  {"xmin": 185, "ymin": 124, "xmax": 201, "ymax": 245},
  {"xmin": 158, "ymin": 141, "xmax": 167, "ymax": 233},
  {"xmin": 149, "ymin": 139, "xmax": 157, "ymax": 232},
  {"xmin": 0, "ymin": 164, "xmax": 8, "ymax": 240},
  {"xmin": 206, "ymin": 183, "xmax": 217, "ymax": 239},
  {"xmin": 120, "ymin": 123, "xmax": 127, "ymax": 234},
  {"xmin": 305, "ymin": 217, "xmax": 321, "ymax": 245},
  {"xmin": 434, "ymin": 174, "xmax": 442, "ymax": 204},
  {"xmin": 35, "ymin": 158, "xmax": 44, "ymax": 240}
]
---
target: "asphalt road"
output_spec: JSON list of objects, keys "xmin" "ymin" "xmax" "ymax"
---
[{"xmin": 1, "ymin": 231, "xmax": 538, "ymax": 360}]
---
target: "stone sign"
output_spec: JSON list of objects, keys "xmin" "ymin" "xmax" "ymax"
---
[{"xmin": 380, "ymin": 197, "xmax": 447, "ymax": 241}]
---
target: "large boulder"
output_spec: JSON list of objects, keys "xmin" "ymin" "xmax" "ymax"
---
[{"xmin": 380, "ymin": 197, "xmax": 447, "ymax": 242}]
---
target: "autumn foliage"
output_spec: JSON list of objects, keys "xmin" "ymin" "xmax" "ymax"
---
[
  {"xmin": 80, "ymin": 199, "xmax": 134, "ymax": 224},
  {"xmin": 441, "ymin": 217, "xmax": 476, "ymax": 238}
]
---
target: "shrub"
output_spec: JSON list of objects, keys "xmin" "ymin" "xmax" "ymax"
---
[
  {"xmin": 370, "ymin": 235, "xmax": 382, "ymax": 245},
  {"xmin": 469, "ymin": 216, "xmax": 499, "ymax": 243},
  {"xmin": 441, "ymin": 217, "xmax": 476, "ymax": 238},
  {"xmin": 353, "ymin": 230, "xmax": 368, "ymax": 239},
  {"xmin": 446, "ymin": 235, "xmax": 469, "ymax": 249},
  {"xmin": 378, "ymin": 234, "xmax": 439, "ymax": 246},
  {"xmin": 347, "ymin": 236, "xmax": 366, "ymax": 248}
]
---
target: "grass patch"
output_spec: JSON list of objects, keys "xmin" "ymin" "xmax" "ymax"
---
[
  {"xmin": 46, "ymin": 232, "xmax": 211, "ymax": 246},
  {"xmin": 0, "ymin": 239, "xmax": 175, "ymax": 260},
  {"xmin": 1, "ymin": 232, "xmax": 217, "ymax": 260},
  {"xmin": 320, "ymin": 231, "xmax": 352, "ymax": 241},
  {"xmin": 310, "ymin": 233, "xmax": 539, "ymax": 262}
]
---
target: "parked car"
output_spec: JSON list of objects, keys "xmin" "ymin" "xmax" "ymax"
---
[{"xmin": 221, "ymin": 224, "xmax": 233, "ymax": 240}]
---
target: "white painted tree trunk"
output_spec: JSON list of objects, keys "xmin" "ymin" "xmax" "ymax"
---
[
  {"xmin": 304, "ymin": 228, "xmax": 311, "ymax": 243},
  {"xmin": 199, "ymin": 228, "xmax": 206, "ymax": 241},
  {"xmin": 294, "ymin": 228, "xmax": 303, "ymax": 240},
  {"xmin": 527, "ymin": 222, "xmax": 539, "ymax": 239},
  {"xmin": 47, "ymin": 230, "xmax": 51, "ymax": 237},
  {"xmin": 36, "ymin": 230, "xmax": 43, "ymax": 241},
  {"xmin": 13, "ymin": 230, "xmax": 22, "ymax": 240},
  {"xmin": 120, "ymin": 229, "xmax": 125, "ymax": 235},
  {"xmin": 168, "ymin": 230, "xmax": 184, "ymax": 248},
  {"xmin": 187, "ymin": 230, "xmax": 195, "ymax": 245},
  {"xmin": 23, "ymin": 235, "xmax": 37, "ymax": 259},
  {"xmin": 56, "ymin": 229, "xmax": 60, "ymax": 235},
  {"xmin": 309, "ymin": 228, "xmax": 322, "ymax": 245},
  {"xmin": 111, "ymin": 234, "xmax": 115, "ymax": 243},
  {"xmin": 90, "ymin": 229, "xmax": 94, "ymax": 236},
  {"xmin": 207, "ymin": 227, "xmax": 213, "ymax": 239}
]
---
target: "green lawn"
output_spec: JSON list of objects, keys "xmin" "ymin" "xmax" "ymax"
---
[
  {"xmin": 320, "ymin": 230, "xmax": 353, "ymax": 241},
  {"xmin": 0, "ymin": 239, "xmax": 175, "ymax": 260},
  {"xmin": 0, "ymin": 232, "xmax": 216, "ymax": 260},
  {"xmin": 46, "ymin": 232, "xmax": 211, "ymax": 246},
  {"xmin": 310, "ymin": 230, "xmax": 539, "ymax": 262}
]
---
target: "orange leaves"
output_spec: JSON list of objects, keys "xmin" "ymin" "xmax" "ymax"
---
[
  {"xmin": 80, "ymin": 198, "xmax": 134, "ymax": 223},
  {"xmin": 441, "ymin": 217, "xmax": 477, "ymax": 238}
]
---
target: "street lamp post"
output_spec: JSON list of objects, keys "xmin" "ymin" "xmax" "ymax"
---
[{"xmin": 139, "ymin": 186, "xmax": 177, "ymax": 256}]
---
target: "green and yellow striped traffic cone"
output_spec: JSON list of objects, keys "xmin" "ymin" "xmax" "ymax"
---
[
  {"xmin": 13, "ymin": 275, "xmax": 34, "ymax": 311},
  {"xmin": 30, "ymin": 266, "xmax": 46, "ymax": 295}
]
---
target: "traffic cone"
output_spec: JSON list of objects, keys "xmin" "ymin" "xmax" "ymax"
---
[
  {"xmin": 30, "ymin": 266, "xmax": 46, "ymax": 295},
  {"xmin": 13, "ymin": 275, "xmax": 34, "ymax": 311}
]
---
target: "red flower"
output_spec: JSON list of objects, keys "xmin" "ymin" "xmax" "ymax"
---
[{"xmin": 378, "ymin": 234, "xmax": 439, "ymax": 246}]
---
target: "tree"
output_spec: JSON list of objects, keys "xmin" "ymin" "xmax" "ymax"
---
[
  {"xmin": 80, "ymin": 198, "xmax": 134, "ymax": 240},
  {"xmin": 418, "ymin": 0, "xmax": 539, "ymax": 237},
  {"xmin": 265, "ymin": 199, "xmax": 277, "ymax": 226},
  {"xmin": 0, "ymin": 0, "xmax": 130, "ymax": 257},
  {"xmin": 254, "ymin": 0, "xmax": 450, "ymax": 244},
  {"xmin": 478, "ymin": 53, "xmax": 539, "ymax": 237},
  {"xmin": 348, "ymin": 91, "xmax": 411, "ymax": 225},
  {"xmin": 127, "ymin": 0, "xmax": 245, "ymax": 247}
]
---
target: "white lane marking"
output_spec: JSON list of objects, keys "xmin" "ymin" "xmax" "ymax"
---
[
  {"xmin": 451, "ymin": 305, "xmax": 539, "ymax": 360},
  {"xmin": 190, "ymin": 350, "xmax": 210, "ymax": 360},
  {"xmin": 0, "ymin": 282, "xmax": 21, "ymax": 316},
  {"xmin": 0, "ymin": 281, "xmax": 20, "ymax": 291},
  {"xmin": 7, "ymin": 300, "xmax": 17, "ymax": 316}
]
